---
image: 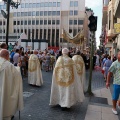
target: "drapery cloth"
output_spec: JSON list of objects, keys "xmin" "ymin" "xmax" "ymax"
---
[
  {"xmin": 50, "ymin": 55, "xmax": 85, "ymax": 108},
  {"xmin": 62, "ymin": 29, "xmax": 84, "ymax": 45},
  {"xmin": 28, "ymin": 54, "xmax": 43, "ymax": 86},
  {"xmin": 72, "ymin": 55, "xmax": 86, "ymax": 91},
  {"xmin": 0, "ymin": 57, "xmax": 24, "ymax": 120}
]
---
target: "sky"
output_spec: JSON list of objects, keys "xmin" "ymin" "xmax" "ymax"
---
[{"xmin": 85, "ymin": 0, "xmax": 102, "ymax": 48}]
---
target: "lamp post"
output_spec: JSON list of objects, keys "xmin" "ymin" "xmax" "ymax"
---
[{"xmin": 2, "ymin": 0, "xmax": 21, "ymax": 46}]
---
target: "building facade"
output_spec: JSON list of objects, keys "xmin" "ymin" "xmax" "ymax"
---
[{"xmin": 0, "ymin": 0, "xmax": 85, "ymax": 49}]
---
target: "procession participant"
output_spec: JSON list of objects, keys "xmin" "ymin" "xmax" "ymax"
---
[
  {"xmin": 50, "ymin": 48, "xmax": 85, "ymax": 109},
  {"xmin": 72, "ymin": 50, "xmax": 86, "ymax": 91},
  {"xmin": 28, "ymin": 50, "xmax": 43, "ymax": 86},
  {"xmin": 0, "ymin": 43, "xmax": 7, "ymax": 50},
  {"xmin": 0, "ymin": 49, "xmax": 24, "ymax": 120}
]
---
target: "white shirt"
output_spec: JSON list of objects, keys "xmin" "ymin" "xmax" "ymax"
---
[{"xmin": 13, "ymin": 53, "xmax": 20, "ymax": 64}]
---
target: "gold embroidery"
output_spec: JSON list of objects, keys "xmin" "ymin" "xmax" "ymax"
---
[
  {"xmin": 28, "ymin": 55, "xmax": 39, "ymax": 72},
  {"xmin": 54, "ymin": 56, "xmax": 74, "ymax": 87},
  {"xmin": 73, "ymin": 55, "xmax": 84, "ymax": 75}
]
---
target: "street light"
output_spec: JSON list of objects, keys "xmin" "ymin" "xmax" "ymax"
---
[{"xmin": 2, "ymin": 0, "xmax": 21, "ymax": 46}]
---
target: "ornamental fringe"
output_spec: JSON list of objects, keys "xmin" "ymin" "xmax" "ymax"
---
[{"xmin": 62, "ymin": 29, "xmax": 85, "ymax": 45}]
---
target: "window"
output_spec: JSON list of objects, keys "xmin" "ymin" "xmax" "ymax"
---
[
  {"xmin": 49, "ymin": 2, "xmax": 52, "ymax": 7},
  {"xmin": 44, "ymin": 20, "xmax": 47, "ymax": 25},
  {"xmin": 3, "ymin": 5, "xmax": 6, "ymax": 9},
  {"xmin": 45, "ymin": 2, "xmax": 48, "ymax": 7},
  {"xmin": 32, "ymin": 3, "xmax": 36, "ymax": 8},
  {"xmin": 69, "ymin": 29, "xmax": 72, "ymax": 33},
  {"xmin": 36, "ymin": 11, "xmax": 39, "ymax": 16},
  {"xmin": 21, "ymin": 21, "xmax": 23, "ymax": 25},
  {"xmin": 17, "ymin": 12, "xmax": 20, "ymax": 17},
  {"xmin": 70, "ymin": 1, "xmax": 74, "ymax": 7},
  {"xmin": 17, "ymin": 29, "xmax": 19, "ymax": 33},
  {"xmin": 74, "ymin": 1, "xmax": 78, "ymax": 7},
  {"xmin": 24, "ymin": 12, "xmax": 27, "ymax": 16},
  {"xmin": 48, "ymin": 20, "xmax": 51, "ymax": 25},
  {"xmin": 36, "ymin": 3, "xmax": 40, "ymax": 7},
  {"xmin": 25, "ymin": 3, "xmax": 29, "ymax": 8},
  {"xmin": 36, "ymin": 20, "xmax": 39, "ymax": 25},
  {"xmin": 109, "ymin": 11, "xmax": 111, "ymax": 30},
  {"xmin": 21, "ymin": 29, "xmax": 23, "ymax": 33},
  {"xmin": 29, "ymin": 3, "xmax": 32, "ymax": 8},
  {"xmin": 52, "ymin": 11, "xmax": 56, "ymax": 16},
  {"xmin": 74, "ymin": 10, "xmax": 78, "ymax": 15},
  {"xmin": 78, "ymin": 20, "xmax": 83, "ymax": 25},
  {"xmin": 57, "ymin": 11, "xmax": 60, "ymax": 16},
  {"xmin": 17, "ymin": 21, "xmax": 20, "ymax": 25},
  {"xmin": 69, "ymin": 11, "xmax": 73, "ymax": 15},
  {"xmin": 28, "ymin": 20, "xmax": 31, "ymax": 25},
  {"xmin": 40, "ymin": 20, "xmax": 43, "ymax": 25},
  {"xmin": 13, "ymin": 21, "xmax": 16, "ymax": 25},
  {"xmin": 28, "ymin": 12, "xmax": 31, "ymax": 16},
  {"xmin": 69, "ymin": 20, "xmax": 73, "ymax": 25},
  {"xmin": 32, "ymin": 20, "xmax": 35, "ymax": 25},
  {"xmin": 41, "ymin": 2, "xmax": 44, "ymax": 7},
  {"xmin": 53, "ymin": 2, "xmax": 56, "ymax": 7},
  {"xmin": 21, "ymin": 3, "xmax": 24, "ymax": 8},
  {"xmin": 40, "ymin": 11, "xmax": 43, "ymax": 16},
  {"xmin": 44, "ymin": 11, "xmax": 48, "ymax": 16},
  {"xmin": 74, "ymin": 20, "xmax": 77, "ymax": 25},
  {"xmin": 57, "ymin": 2, "xmax": 60, "ymax": 7},
  {"xmin": 56, "ymin": 20, "xmax": 60, "ymax": 25},
  {"xmin": 48, "ymin": 11, "xmax": 52, "ymax": 16},
  {"xmin": 32, "ymin": 11, "xmax": 36, "ymax": 16},
  {"xmin": 14, "ymin": 12, "xmax": 17, "ymax": 17},
  {"xmin": 14, "ymin": 29, "xmax": 16, "ymax": 33},
  {"xmin": 52, "ymin": 20, "xmax": 55, "ymax": 25},
  {"xmin": 3, "ymin": 21, "xmax": 5, "ymax": 25},
  {"xmin": 24, "ymin": 20, "xmax": 27, "ymax": 25},
  {"xmin": 21, "ymin": 12, "xmax": 24, "ymax": 16}
]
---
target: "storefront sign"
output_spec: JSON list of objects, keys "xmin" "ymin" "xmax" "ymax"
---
[{"xmin": 114, "ymin": 23, "xmax": 120, "ymax": 34}]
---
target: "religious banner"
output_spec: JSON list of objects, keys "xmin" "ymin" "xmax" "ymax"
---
[{"xmin": 114, "ymin": 23, "xmax": 120, "ymax": 34}]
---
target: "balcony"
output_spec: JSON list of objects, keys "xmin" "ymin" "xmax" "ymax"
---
[
  {"xmin": 107, "ymin": 29, "xmax": 116, "ymax": 39},
  {"xmin": 114, "ymin": 0, "xmax": 120, "ymax": 18}
]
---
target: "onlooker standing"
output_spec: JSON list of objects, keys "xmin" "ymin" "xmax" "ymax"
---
[
  {"xmin": 96, "ymin": 53, "xmax": 100, "ymax": 66},
  {"xmin": 56, "ymin": 51, "xmax": 62, "ymax": 60},
  {"xmin": 20, "ymin": 52, "xmax": 27, "ymax": 77},
  {"xmin": 13, "ymin": 49, "xmax": 20, "ymax": 66},
  {"xmin": 0, "ymin": 43, "xmax": 7, "ymax": 50},
  {"xmin": 106, "ymin": 51, "xmax": 120, "ymax": 115},
  {"xmin": 104, "ymin": 56, "xmax": 112, "ymax": 81},
  {"xmin": 44, "ymin": 53, "xmax": 51, "ymax": 72}
]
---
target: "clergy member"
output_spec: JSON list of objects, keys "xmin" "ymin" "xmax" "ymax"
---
[
  {"xmin": 28, "ymin": 50, "xmax": 43, "ymax": 86},
  {"xmin": 72, "ymin": 51, "xmax": 86, "ymax": 91},
  {"xmin": 0, "ymin": 49, "xmax": 24, "ymax": 120},
  {"xmin": 50, "ymin": 48, "xmax": 85, "ymax": 109}
]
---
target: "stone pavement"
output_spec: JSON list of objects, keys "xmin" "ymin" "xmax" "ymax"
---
[{"xmin": 13, "ymin": 69, "xmax": 119, "ymax": 120}]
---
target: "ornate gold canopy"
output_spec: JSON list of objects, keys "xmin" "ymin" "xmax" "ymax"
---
[{"xmin": 62, "ymin": 29, "xmax": 85, "ymax": 45}]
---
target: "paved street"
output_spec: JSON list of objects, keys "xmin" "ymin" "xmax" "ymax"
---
[{"xmin": 13, "ymin": 69, "xmax": 119, "ymax": 120}]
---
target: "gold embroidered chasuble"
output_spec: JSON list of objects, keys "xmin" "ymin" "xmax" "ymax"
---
[
  {"xmin": 54, "ymin": 55, "xmax": 75, "ymax": 87},
  {"xmin": 50, "ymin": 55, "xmax": 85, "ymax": 108},
  {"xmin": 28, "ymin": 54, "xmax": 43, "ymax": 86}
]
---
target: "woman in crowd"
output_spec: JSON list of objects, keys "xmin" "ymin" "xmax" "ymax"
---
[{"xmin": 104, "ymin": 56, "xmax": 112, "ymax": 81}]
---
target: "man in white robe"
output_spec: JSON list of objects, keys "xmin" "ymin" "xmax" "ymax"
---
[
  {"xmin": 72, "ymin": 51, "xmax": 86, "ymax": 91},
  {"xmin": 50, "ymin": 48, "xmax": 85, "ymax": 108},
  {"xmin": 0, "ymin": 49, "xmax": 24, "ymax": 120},
  {"xmin": 28, "ymin": 50, "xmax": 43, "ymax": 86}
]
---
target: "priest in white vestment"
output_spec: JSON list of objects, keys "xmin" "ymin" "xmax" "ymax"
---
[
  {"xmin": 0, "ymin": 49, "xmax": 24, "ymax": 120},
  {"xmin": 72, "ymin": 51, "xmax": 86, "ymax": 91},
  {"xmin": 50, "ymin": 48, "xmax": 85, "ymax": 108},
  {"xmin": 28, "ymin": 50, "xmax": 43, "ymax": 86}
]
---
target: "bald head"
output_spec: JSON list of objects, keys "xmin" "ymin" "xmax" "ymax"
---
[
  {"xmin": 0, "ymin": 49, "xmax": 9, "ymax": 60},
  {"xmin": 33, "ymin": 50, "xmax": 38, "ymax": 55}
]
